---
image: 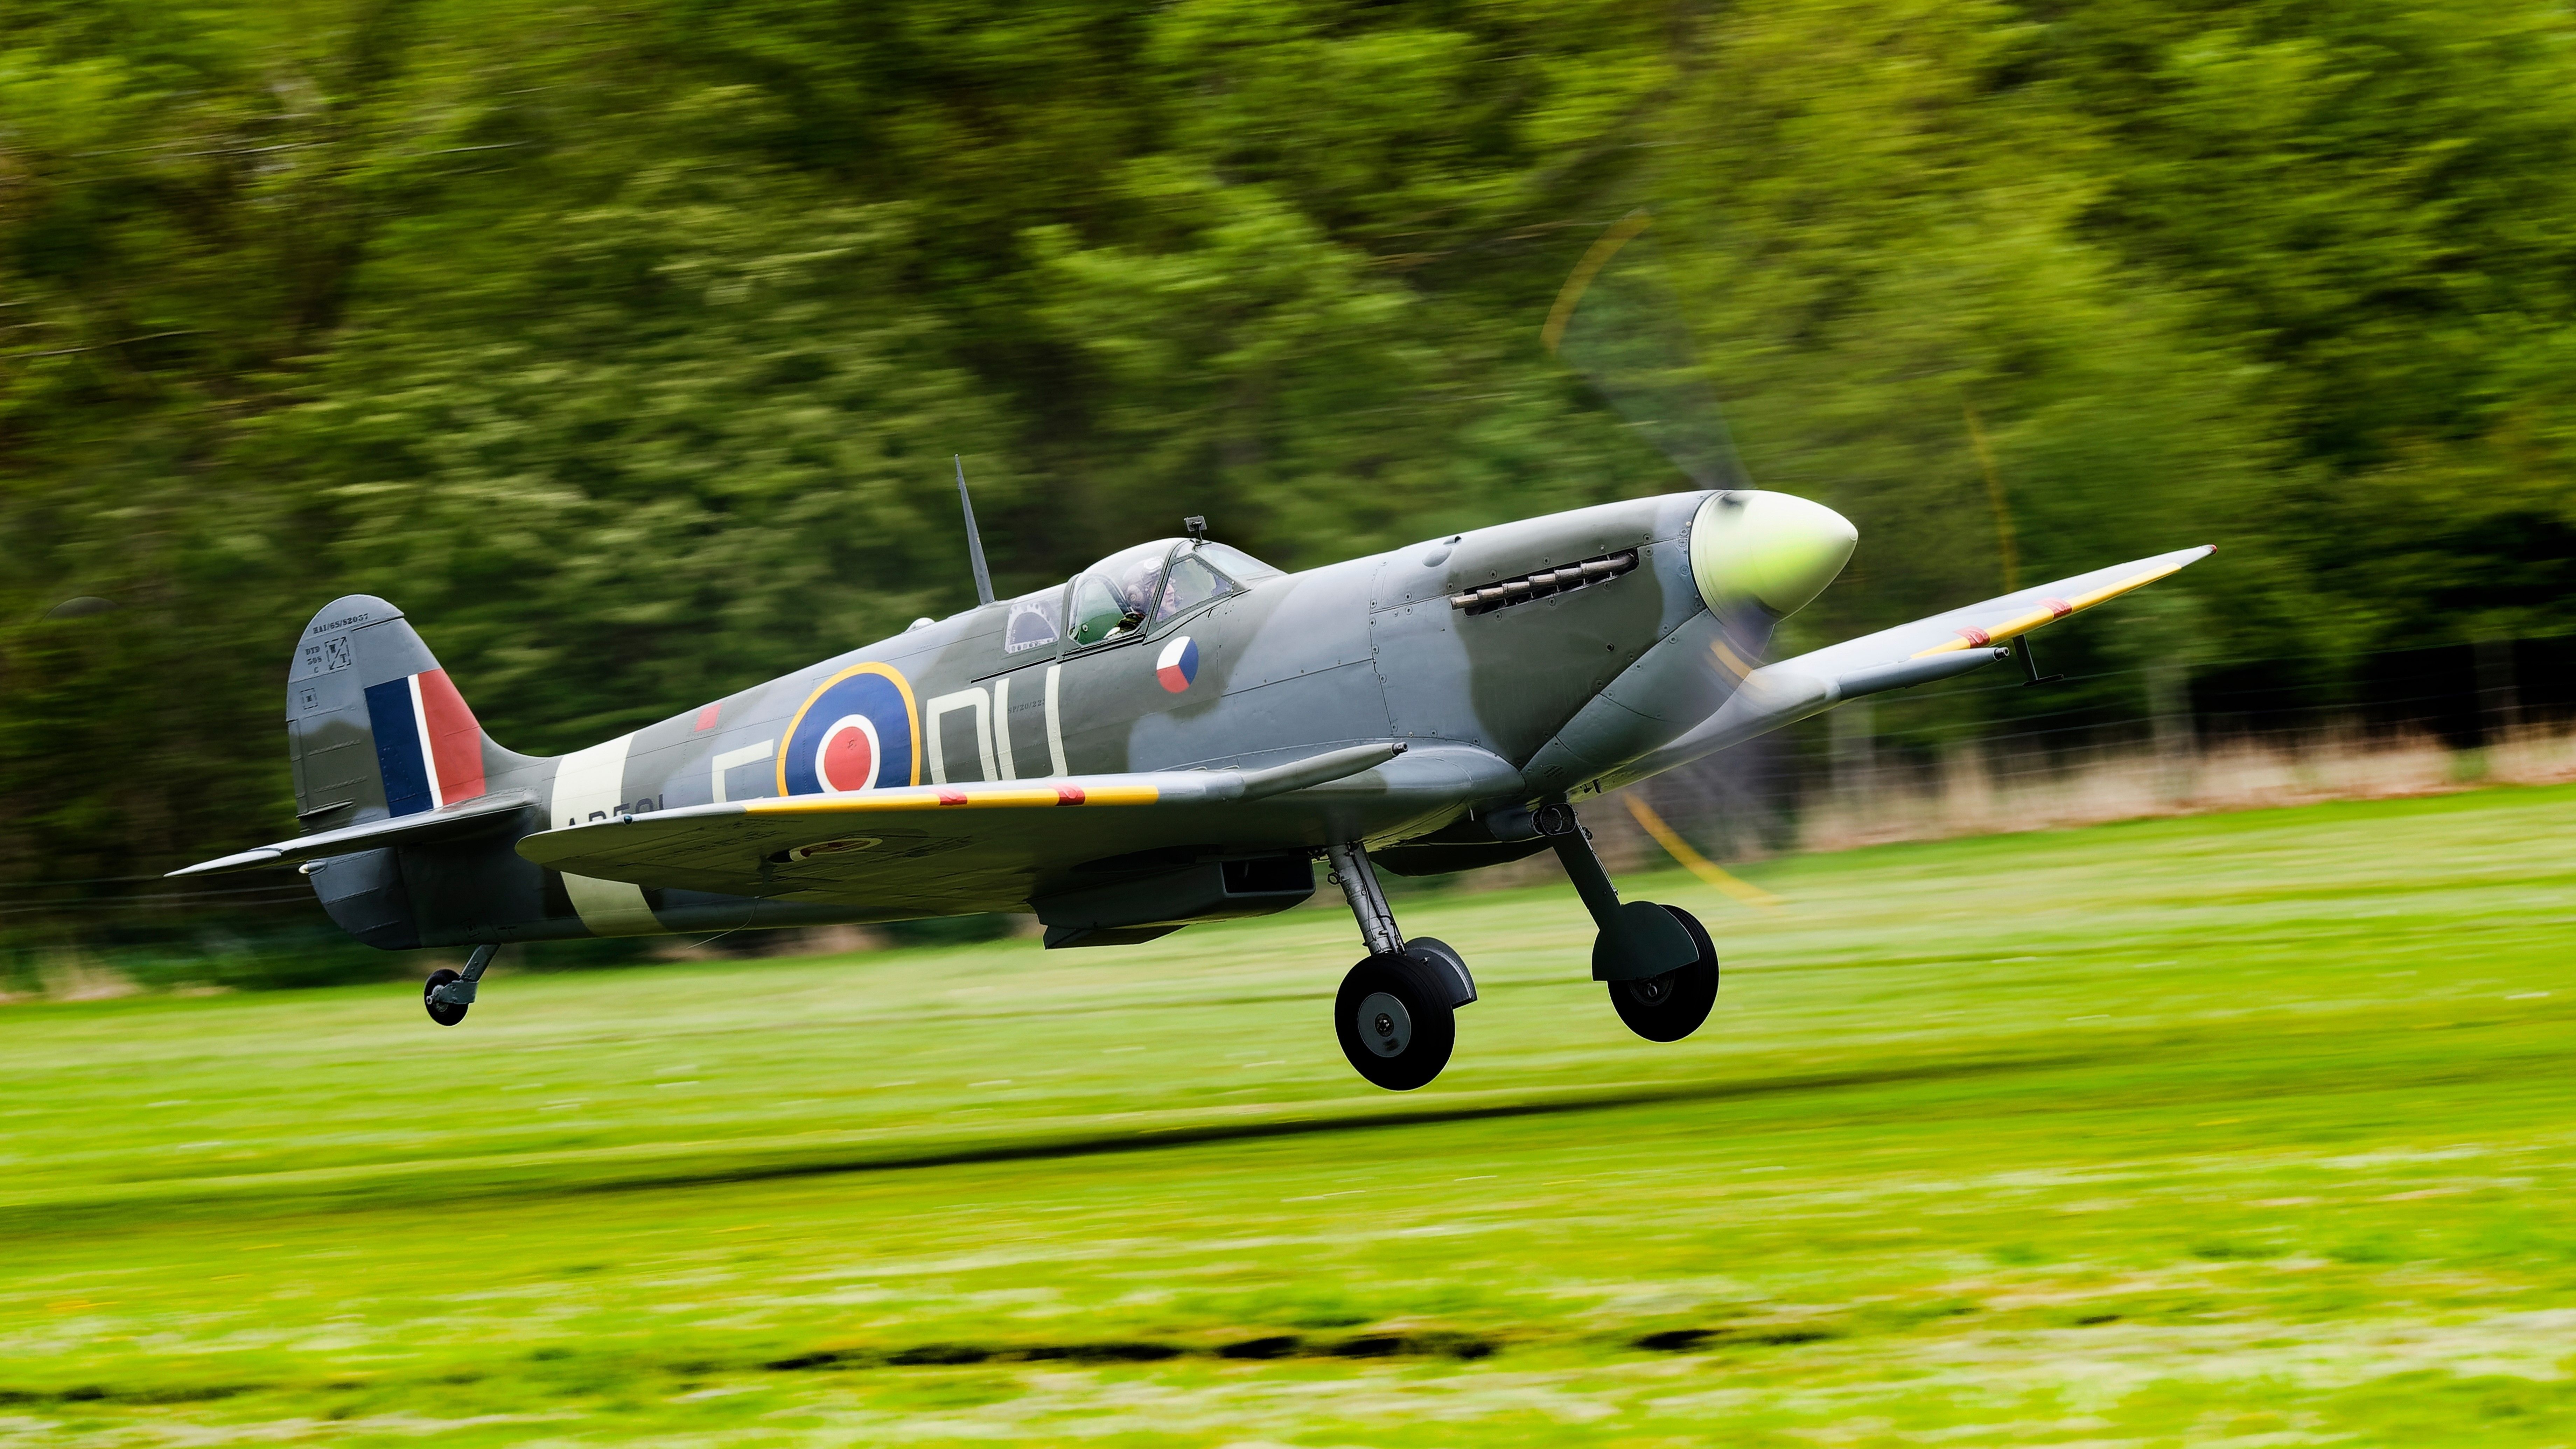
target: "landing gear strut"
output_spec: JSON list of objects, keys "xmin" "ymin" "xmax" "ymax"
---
[
  {"xmin": 1326, "ymin": 841, "xmax": 1475, "ymax": 1091},
  {"xmin": 424, "ymin": 944, "xmax": 496, "ymax": 1027},
  {"xmin": 1541, "ymin": 805, "xmax": 1721, "ymax": 1042}
]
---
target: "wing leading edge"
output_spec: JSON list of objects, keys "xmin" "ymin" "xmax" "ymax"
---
[{"xmin": 1905, "ymin": 547, "xmax": 2211, "ymax": 658}]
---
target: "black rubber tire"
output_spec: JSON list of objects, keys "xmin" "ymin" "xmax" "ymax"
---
[
  {"xmin": 1606, "ymin": 903, "xmax": 1719, "ymax": 1042},
  {"xmin": 1335, "ymin": 954, "xmax": 1456, "ymax": 1091},
  {"xmin": 424, "ymin": 968, "xmax": 469, "ymax": 1027}
]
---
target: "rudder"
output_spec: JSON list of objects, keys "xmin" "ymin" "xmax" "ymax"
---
[{"xmin": 287, "ymin": 595, "xmax": 505, "ymax": 834}]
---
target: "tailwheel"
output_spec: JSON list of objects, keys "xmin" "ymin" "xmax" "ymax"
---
[
  {"xmin": 423, "ymin": 968, "xmax": 469, "ymax": 1027},
  {"xmin": 1336, "ymin": 953, "xmax": 1456, "ymax": 1091},
  {"xmin": 1606, "ymin": 903, "xmax": 1719, "ymax": 1042}
]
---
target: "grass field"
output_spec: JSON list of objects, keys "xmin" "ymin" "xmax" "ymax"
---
[{"xmin": 6, "ymin": 786, "xmax": 2575, "ymax": 1446}]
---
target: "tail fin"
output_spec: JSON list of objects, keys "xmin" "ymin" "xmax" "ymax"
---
[{"xmin": 287, "ymin": 595, "xmax": 505, "ymax": 833}]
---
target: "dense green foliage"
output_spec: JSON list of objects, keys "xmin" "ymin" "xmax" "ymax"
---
[
  {"xmin": 5, "ymin": 0, "xmax": 2574, "ymax": 893},
  {"xmin": 6, "ymin": 787, "xmax": 2575, "ymax": 1440}
]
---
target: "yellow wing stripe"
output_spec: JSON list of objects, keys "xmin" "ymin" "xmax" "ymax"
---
[
  {"xmin": 1910, "ymin": 550, "xmax": 2208, "ymax": 658},
  {"xmin": 745, "ymin": 782, "xmax": 1164, "ymax": 815}
]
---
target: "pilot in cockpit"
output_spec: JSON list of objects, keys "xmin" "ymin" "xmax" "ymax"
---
[{"xmin": 1062, "ymin": 536, "xmax": 1285, "ymax": 647}]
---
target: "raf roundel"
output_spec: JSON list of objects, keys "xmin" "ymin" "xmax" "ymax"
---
[
  {"xmin": 778, "ymin": 663, "xmax": 919, "ymax": 797},
  {"xmin": 1156, "ymin": 636, "xmax": 1200, "ymax": 694}
]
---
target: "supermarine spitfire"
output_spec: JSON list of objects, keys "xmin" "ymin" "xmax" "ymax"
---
[{"xmin": 174, "ymin": 220, "xmax": 2212, "ymax": 1090}]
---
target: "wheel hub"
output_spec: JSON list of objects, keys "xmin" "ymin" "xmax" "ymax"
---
[{"xmin": 1357, "ymin": 991, "xmax": 1412, "ymax": 1057}]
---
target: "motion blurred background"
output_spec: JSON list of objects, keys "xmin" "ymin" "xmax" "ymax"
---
[{"xmin": 5, "ymin": 0, "xmax": 2574, "ymax": 990}]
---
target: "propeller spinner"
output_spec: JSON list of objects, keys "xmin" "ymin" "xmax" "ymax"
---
[
  {"xmin": 1549, "ymin": 213, "xmax": 1857, "ymax": 638},
  {"xmin": 1690, "ymin": 490, "xmax": 1856, "ymax": 621}
]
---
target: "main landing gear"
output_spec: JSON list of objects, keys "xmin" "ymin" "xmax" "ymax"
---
[
  {"xmin": 1327, "ymin": 841, "xmax": 1477, "ymax": 1091},
  {"xmin": 1538, "ymin": 804, "xmax": 1721, "ymax": 1043},
  {"xmin": 424, "ymin": 944, "xmax": 497, "ymax": 1027},
  {"xmin": 1320, "ymin": 804, "xmax": 1720, "ymax": 1086}
]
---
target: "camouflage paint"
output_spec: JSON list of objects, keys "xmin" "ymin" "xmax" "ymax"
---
[{"xmin": 238, "ymin": 496, "xmax": 2209, "ymax": 952}]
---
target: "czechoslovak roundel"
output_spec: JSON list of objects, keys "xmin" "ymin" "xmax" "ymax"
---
[{"xmin": 1156, "ymin": 636, "xmax": 1200, "ymax": 694}]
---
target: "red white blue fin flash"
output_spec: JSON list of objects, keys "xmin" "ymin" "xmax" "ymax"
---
[{"xmin": 363, "ymin": 669, "xmax": 485, "ymax": 816}]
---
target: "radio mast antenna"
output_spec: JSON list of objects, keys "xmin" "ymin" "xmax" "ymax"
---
[{"xmin": 955, "ymin": 455, "xmax": 994, "ymax": 607}]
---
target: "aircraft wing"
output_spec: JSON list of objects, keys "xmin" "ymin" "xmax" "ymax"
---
[
  {"xmin": 511, "ymin": 741, "xmax": 1512, "ymax": 902},
  {"xmin": 1612, "ymin": 544, "xmax": 2214, "ymax": 785},
  {"xmin": 1869, "ymin": 544, "xmax": 2211, "ymax": 664}
]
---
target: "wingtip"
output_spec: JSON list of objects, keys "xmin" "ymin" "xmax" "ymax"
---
[{"xmin": 166, "ymin": 847, "xmax": 286, "ymax": 878}]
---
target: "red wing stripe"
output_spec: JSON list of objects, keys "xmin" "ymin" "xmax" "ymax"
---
[
  {"xmin": 1955, "ymin": 626, "xmax": 1992, "ymax": 646},
  {"xmin": 1055, "ymin": 785, "xmax": 1086, "ymax": 805},
  {"xmin": 2044, "ymin": 597, "xmax": 2073, "ymax": 618},
  {"xmin": 937, "ymin": 789, "xmax": 968, "ymax": 806}
]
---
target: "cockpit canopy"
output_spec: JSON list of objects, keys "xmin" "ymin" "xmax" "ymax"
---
[{"xmin": 1002, "ymin": 539, "xmax": 1283, "ymax": 656}]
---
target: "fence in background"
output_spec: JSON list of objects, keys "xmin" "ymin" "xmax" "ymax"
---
[{"xmin": 1603, "ymin": 631, "xmax": 2576, "ymax": 870}]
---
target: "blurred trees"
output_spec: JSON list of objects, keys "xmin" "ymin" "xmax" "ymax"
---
[
  {"xmin": 5, "ymin": 0, "xmax": 2575, "ymax": 902},
  {"xmin": 2074, "ymin": 1, "xmax": 2576, "ymax": 646}
]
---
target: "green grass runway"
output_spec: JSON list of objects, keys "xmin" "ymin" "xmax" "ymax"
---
[{"xmin": 6, "ymin": 786, "xmax": 2575, "ymax": 1445}]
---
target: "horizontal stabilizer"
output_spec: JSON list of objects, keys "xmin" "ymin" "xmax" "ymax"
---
[
  {"xmin": 168, "ymin": 792, "xmax": 536, "ymax": 877},
  {"xmin": 1616, "ymin": 544, "xmax": 2214, "ymax": 784}
]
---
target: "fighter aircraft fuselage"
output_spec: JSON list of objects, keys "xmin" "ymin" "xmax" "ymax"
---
[
  {"xmin": 290, "ymin": 491, "xmax": 1727, "ymax": 950},
  {"xmin": 195, "ymin": 469, "xmax": 2208, "ymax": 1088}
]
